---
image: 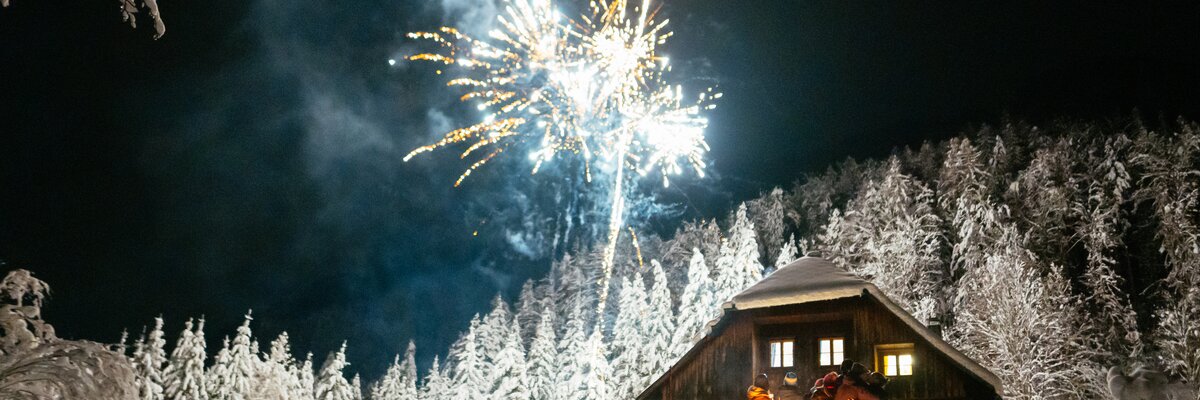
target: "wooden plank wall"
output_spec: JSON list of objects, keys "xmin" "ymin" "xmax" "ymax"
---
[
  {"xmin": 652, "ymin": 312, "xmax": 755, "ymax": 400},
  {"xmin": 851, "ymin": 295, "xmax": 996, "ymax": 399},
  {"xmin": 754, "ymin": 308, "xmax": 854, "ymax": 390},
  {"xmin": 851, "ymin": 296, "xmax": 964, "ymax": 399}
]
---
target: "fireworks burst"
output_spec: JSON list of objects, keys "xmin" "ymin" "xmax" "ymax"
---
[{"xmin": 405, "ymin": 0, "xmax": 718, "ymax": 316}]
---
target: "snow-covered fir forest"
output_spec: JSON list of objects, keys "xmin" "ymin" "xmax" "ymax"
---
[{"xmin": 3, "ymin": 118, "xmax": 1200, "ymax": 399}]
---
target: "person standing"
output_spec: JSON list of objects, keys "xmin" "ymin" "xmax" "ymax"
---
[
  {"xmin": 775, "ymin": 371, "xmax": 805, "ymax": 400},
  {"xmin": 833, "ymin": 363, "xmax": 880, "ymax": 400},
  {"xmin": 809, "ymin": 371, "xmax": 840, "ymax": 400},
  {"xmin": 748, "ymin": 373, "xmax": 773, "ymax": 400}
]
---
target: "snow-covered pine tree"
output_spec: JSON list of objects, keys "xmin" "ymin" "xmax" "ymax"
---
[
  {"xmin": 448, "ymin": 315, "xmax": 487, "ymax": 400},
  {"xmin": 936, "ymin": 137, "xmax": 1004, "ymax": 326},
  {"xmin": 948, "ymin": 222, "xmax": 1086, "ymax": 398},
  {"xmin": 1073, "ymin": 135, "xmax": 1142, "ymax": 367},
  {"xmin": 747, "ymin": 187, "xmax": 788, "ymax": 265},
  {"xmin": 401, "ymin": 340, "xmax": 417, "ymax": 388},
  {"xmin": 937, "ymin": 137, "xmax": 991, "ymax": 218},
  {"xmin": 223, "ymin": 312, "xmax": 258, "ymax": 399},
  {"xmin": 819, "ymin": 158, "xmax": 945, "ymax": 323},
  {"xmin": 1133, "ymin": 126, "xmax": 1200, "ymax": 385},
  {"xmin": 526, "ymin": 308, "xmax": 557, "ymax": 400},
  {"xmin": 773, "ymin": 234, "xmax": 798, "ymax": 271},
  {"xmin": 555, "ymin": 301, "xmax": 588, "ymax": 399},
  {"xmin": 713, "ymin": 204, "xmax": 763, "ymax": 302},
  {"xmin": 367, "ymin": 340, "xmax": 417, "ymax": 400},
  {"xmin": 515, "ymin": 279, "xmax": 542, "ymax": 346},
  {"xmin": 490, "ymin": 318, "xmax": 530, "ymax": 400},
  {"xmin": 350, "ymin": 374, "xmax": 363, "ymax": 400},
  {"xmin": 117, "ymin": 329, "xmax": 130, "ymax": 358},
  {"xmin": 163, "ymin": 318, "xmax": 206, "ymax": 400},
  {"xmin": 661, "ymin": 219, "xmax": 722, "ymax": 269},
  {"xmin": 658, "ymin": 219, "xmax": 722, "ymax": 300},
  {"xmin": 478, "ymin": 294, "xmax": 512, "ymax": 365},
  {"xmin": 671, "ymin": 249, "xmax": 715, "ymax": 362},
  {"xmin": 255, "ymin": 332, "xmax": 298, "ymax": 400},
  {"xmin": 207, "ymin": 337, "xmax": 234, "ymax": 400},
  {"xmin": 295, "ymin": 352, "xmax": 316, "ymax": 400},
  {"xmin": 551, "ymin": 253, "xmax": 589, "ymax": 332},
  {"xmin": 130, "ymin": 331, "xmax": 151, "ymax": 398},
  {"xmin": 418, "ymin": 356, "xmax": 448, "ymax": 400},
  {"xmin": 785, "ymin": 158, "xmax": 878, "ymax": 241},
  {"xmin": 608, "ymin": 274, "xmax": 647, "ymax": 399},
  {"xmin": 982, "ymin": 134, "xmax": 1014, "ymax": 197},
  {"xmin": 370, "ymin": 355, "xmax": 405, "ymax": 400},
  {"xmin": 1008, "ymin": 138, "xmax": 1077, "ymax": 264},
  {"xmin": 315, "ymin": 342, "xmax": 355, "ymax": 400},
  {"xmin": 640, "ymin": 260, "xmax": 676, "ymax": 380},
  {"xmin": 819, "ymin": 208, "xmax": 849, "ymax": 266},
  {"xmin": 132, "ymin": 317, "xmax": 167, "ymax": 400},
  {"xmin": 581, "ymin": 329, "xmax": 612, "ymax": 400}
]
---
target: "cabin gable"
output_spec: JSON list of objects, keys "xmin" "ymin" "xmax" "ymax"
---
[{"xmin": 638, "ymin": 258, "xmax": 1001, "ymax": 400}]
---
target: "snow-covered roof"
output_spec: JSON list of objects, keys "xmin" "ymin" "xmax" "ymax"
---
[
  {"xmin": 734, "ymin": 257, "xmax": 1002, "ymax": 391},
  {"xmin": 638, "ymin": 257, "xmax": 1003, "ymax": 399},
  {"xmin": 729, "ymin": 256, "xmax": 869, "ymax": 309}
]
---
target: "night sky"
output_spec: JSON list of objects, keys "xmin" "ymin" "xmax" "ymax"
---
[{"xmin": 2, "ymin": 0, "xmax": 1198, "ymax": 379}]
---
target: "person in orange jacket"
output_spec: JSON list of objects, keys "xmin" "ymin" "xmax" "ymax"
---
[
  {"xmin": 748, "ymin": 373, "xmax": 773, "ymax": 400},
  {"xmin": 833, "ymin": 363, "xmax": 880, "ymax": 400}
]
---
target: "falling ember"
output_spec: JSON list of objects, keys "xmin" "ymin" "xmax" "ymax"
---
[
  {"xmin": 404, "ymin": 0, "xmax": 718, "ymax": 317},
  {"xmin": 629, "ymin": 227, "xmax": 645, "ymax": 268}
]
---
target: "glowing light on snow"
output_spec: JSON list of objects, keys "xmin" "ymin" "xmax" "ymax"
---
[{"xmin": 404, "ymin": 0, "xmax": 718, "ymax": 316}]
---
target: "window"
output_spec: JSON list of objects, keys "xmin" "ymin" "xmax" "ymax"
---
[
  {"xmin": 769, "ymin": 339, "xmax": 794, "ymax": 368},
  {"xmin": 818, "ymin": 338, "xmax": 844, "ymax": 366},
  {"xmin": 875, "ymin": 343, "xmax": 915, "ymax": 377}
]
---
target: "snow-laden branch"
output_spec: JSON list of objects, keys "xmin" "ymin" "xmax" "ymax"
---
[{"xmin": 1, "ymin": 0, "xmax": 165, "ymax": 39}]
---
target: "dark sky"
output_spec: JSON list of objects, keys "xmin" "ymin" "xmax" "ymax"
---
[{"xmin": 2, "ymin": 0, "xmax": 1198, "ymax": 379}]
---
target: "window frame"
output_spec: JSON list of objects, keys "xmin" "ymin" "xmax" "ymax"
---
[
  {"xmin": 767, "ymin": 338, "xmax": 796, "ymax": 368},
  {"xmin": 874, "ymin": 343, "xmax": 916, "ymax": 377},
  {"xmin": 817, "ymin": 337, "xmax": 845, "ymax": 367}
]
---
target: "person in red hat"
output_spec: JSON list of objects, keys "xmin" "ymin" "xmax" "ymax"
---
[
  {"xmin": 809, "ymin": 378, "xmax": 832, "ymax": 400},
  {"xmin": 809, "ymin": 371, "xmax": 840, "ymax": 400}
]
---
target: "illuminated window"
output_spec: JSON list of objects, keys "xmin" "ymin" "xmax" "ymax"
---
[
  {"xmin": 875, "ymin": 344, "xmax": 915, "ymax": 376},
  {"xmin": 769, "ymin": 339, "xmax": 794, "ymax": 368},
  {"xmin": 818, "ymin": 338, "xmax": 844, "ymax": 366}
]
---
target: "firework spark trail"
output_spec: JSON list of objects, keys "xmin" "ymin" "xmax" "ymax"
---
[{"xmin": 404, "ymin": 0, "xmax": 717, "ymax": 317}]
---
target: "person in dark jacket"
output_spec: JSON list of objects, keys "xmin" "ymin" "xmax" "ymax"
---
[
  {"xmin": 834, "ymin": 363, "xmax": 880, "ymax": 400},
  {"xmin": 775, "ymin": 371, "xmax": 805, "ymax": 400},
  {"xmin": 863, "ymin": 371, "xmax": 889, "ymax": 399}
]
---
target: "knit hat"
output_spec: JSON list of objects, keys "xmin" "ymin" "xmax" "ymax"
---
[
  {"xmin": 840, "ymin": 359, "xmax": 856, "ymax": 375},
  {"xmin": 866, "ymin": 371, "xmax": 889, "ymax": 387},
  {"xmin": 847, "ymin": 363, "xmax": 870, "ymax": 382},
  {"xmin": 822, "ymin": 372, "xmax": 840, "ymax": 389}
]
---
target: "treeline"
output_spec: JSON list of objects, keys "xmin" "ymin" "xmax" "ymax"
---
[
  {"xmin": 103, "ymin": 199, "xmax": 778, "ymax": 400},
  {"xmin": 798, "ymin": 118, "xmax": 1200, "ymax": 398},
  {"xmin": 3, "ymin": 117, "xmax": 1198, "ymax": 400}
]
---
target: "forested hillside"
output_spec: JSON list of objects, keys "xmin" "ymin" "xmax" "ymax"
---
[{"xmin": 3, "ymin": 118, "xmax": 1197, "ymax": 399}]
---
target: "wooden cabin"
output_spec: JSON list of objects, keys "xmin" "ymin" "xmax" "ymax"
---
[{"xmin": 637, "ymin": 257, "xmax": 1002, "ymax": 400}]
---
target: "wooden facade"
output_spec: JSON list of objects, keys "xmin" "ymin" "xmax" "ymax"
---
[{"xmin": 637, "ymin": 258, "xmax": 1002, "ymax": 400}]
